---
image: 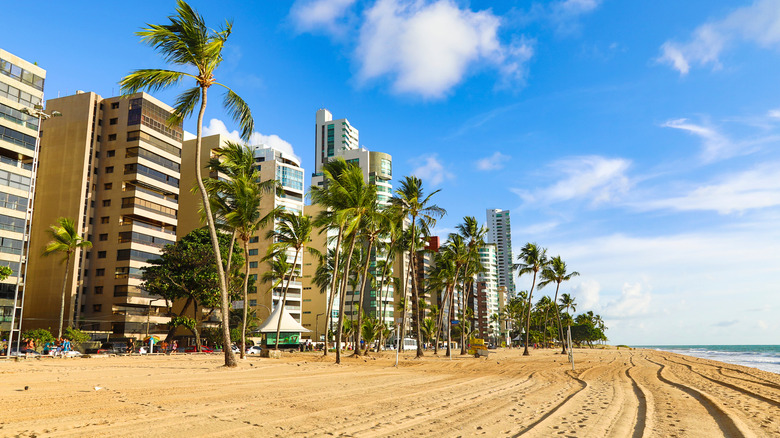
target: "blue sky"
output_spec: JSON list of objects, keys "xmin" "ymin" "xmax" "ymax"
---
[{"xmin": 4, "ymin": 0, "xmax": 780, "ymax": 345}]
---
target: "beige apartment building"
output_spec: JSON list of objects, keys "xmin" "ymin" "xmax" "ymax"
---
[
  {"xmin": 0, "ymin": 49, "xmax": 46, "ymax": 344},
  {"xmin": 180, "ymin": 134, "xmax": 306, "ymax": 331},
  {"xmin": 24, "ymin": 91, "xmax": 181, "ymax": 339}
]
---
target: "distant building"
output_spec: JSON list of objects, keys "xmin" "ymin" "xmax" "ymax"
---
[
  {"xmin": 0, "ymin": 49, "xmax": 46, "ymax": 341},
  {"xmin": 486, "ymin": 209, "xmax": 515, "ymax": 300},
  {"xmin": 25, "ymin": 91, "xmax": 182, "ymax": 338}
]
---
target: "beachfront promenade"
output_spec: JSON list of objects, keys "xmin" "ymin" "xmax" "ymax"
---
[{"xmin": 2, "ymin": 348, "xmax": 778, "ymax": 437}]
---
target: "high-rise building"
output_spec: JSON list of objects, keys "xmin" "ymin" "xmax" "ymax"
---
[
  {"xmin": 0, "ymin": 49, "xmax": 46, "ymax": 344},
  {"xmin": 486, "ymin": 209, "xmax": 515, "ymax": 299},
  {"xmin": 24, "ymin": 91, "xmax": 182, "ymax": 339},
  {"xmin": 180, "ymin": 134, "xmax": 306, "ymax": 326},
  {"xmin": 305, "ymin": 108, "xmax": 397, "ymax": 331}
]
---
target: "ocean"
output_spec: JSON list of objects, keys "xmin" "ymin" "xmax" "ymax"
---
[{"xmin": 635, "ymin": 345, "xmax": 780, "ymax": 374}]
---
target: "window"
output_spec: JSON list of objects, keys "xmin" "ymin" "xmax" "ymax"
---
[
  {"xmin": 96, "ymin": 135, "xmax": 101, "ymax": 142},
  {"xmin": 105, "ymin": 166, "xmax": 113, "ymax": 174},
  {"xmin": 109, "ymin": 118, "xmax": 118, "ymax": 125},
  {"xmin": 99, "ymin": 234, "xmax": 108, "ymax": 241},
  {"xmin": 98, "ymin": 119, "xmax": 102, "ymax": 126},
  {"xmin": 96, "ymin": 268, "xmax": 105, "ymax": 277},
  {"xmin": 108, "ymin": 134, "xmax": 117, "ymax": 141},
  {"xmin": 102, "ymin": 200, "xmax": 111, "ymax": 207},
  {"xmin": 107, "ymin": 150, "xmax": 115, "ymax": 157},
  {"xmin": 248, "ymin": 249, "xmax": 259, "ymax": 256},
  {"xmin": 93, "ymin": 304, "xmax": 102, "ymax": 312},
  {"xmin": 249, "ymin": 236, "xmax": 259, "ymax": 243},
  {"xmin": 111, "ymin": 102, "xmax": 119, "ymax": 109},
  {"xmin": 104, "ymin": 183, "xmax": 112, "ymax": 190},
  {"xmin": 249, "ymin": 300, "xmax": 257, "ymax": 307},
  {"xmin": 95, "ymin": 286, "xmax": 103, "ymax": 295},
  {"xmin": 116, "ymin": 248, "xmax": 158, "ymax": 262},
  {"xmin": 101, "ymin": 216, "xmax": 110, "ymax": 224},
  {"xmin": 98, "ymin": 251, "xmax": 106, "ymax": 259},
  {"xmin": 249, "ymin": 261, "xmax": 258, "ymax": 269}
]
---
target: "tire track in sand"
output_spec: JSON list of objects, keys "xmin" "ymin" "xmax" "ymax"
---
[{"xmin": 645, "ymin": 357, "xmax": 755, "ymax": 438}]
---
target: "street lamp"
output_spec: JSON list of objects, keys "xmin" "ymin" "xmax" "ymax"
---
[
  {"xmin": 5, "ymin": 106, "xmax": 60, "ymax": 358},
  {"xmin": 145, "ymin": 298, "xmax": 165, "ymax": 339}
]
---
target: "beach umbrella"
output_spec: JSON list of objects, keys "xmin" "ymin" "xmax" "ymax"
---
[{"xmin": 143, "ymin": 335, "xmax": 161, "ymax": 342}]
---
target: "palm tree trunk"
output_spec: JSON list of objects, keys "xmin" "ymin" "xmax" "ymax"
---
[
  {"xmin": 553, "ymin": 283, "xmax": 566, "ymax": 354},
  {"xmin": 57, "ymin": 252, "xmax": 73, "ymax": 339},
  {"xmin": 523, "ymin": 271, "xmax": 538, "ymax": 356},
  {"xmin": 447, "ymin": 289, "xmax": 454, "ymax": 358},
  {"xmin": 275, "ymin": 247, "xmax": 300, "ymax": 350},
  {"xmin": 375, "ymin": 246, "xmax": 393, "ymax": 351},
  {"xmin": 240, "ymin": 239, "xmax": 249, "ymax": 359},
  {"xmin": 459, "ymin": 260, "xmax": 470, "ymax": 356},
  {"xmin": 336, "ymin": 232, "xmax": 358, "ymax": 364},
  {"xmin": 194, "ymin": 87, "xmax": 237, "ymax": 367},
  {"xmin": 323, "ymin": 225, "xmax": 344, "ymax": 356},
  {"xmin": 407, "ymin": 223, "xmax": 424, "ymax": 358},
  {"xmin": 353, "ymin": 237, "xmax": 375, "ymax": 357}
]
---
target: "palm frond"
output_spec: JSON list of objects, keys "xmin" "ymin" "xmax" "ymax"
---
[
  {"xmin": 170, "ymin": 86, "xmax": 201, "ymax": 125},
  {"xmin": 119, "ymin": 69, "xmax": 192, "ymax": 95},
  {"xmin": 218, "ymin": 84, "xmax": 254, "ymax": 141}
]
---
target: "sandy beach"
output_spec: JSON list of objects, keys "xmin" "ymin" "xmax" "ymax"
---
[{"xmin": 1, "ymin": 348, "xmax": 778, "ymax": 437}]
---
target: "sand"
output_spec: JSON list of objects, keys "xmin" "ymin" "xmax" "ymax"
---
[{"xmin": 1, "ymin": 347, "xmax": 779, "ymax": 437}]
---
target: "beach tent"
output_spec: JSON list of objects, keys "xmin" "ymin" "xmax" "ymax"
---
[{"xmin": 254, "ymin": 305, "xmax": 310, "ymax": 345}]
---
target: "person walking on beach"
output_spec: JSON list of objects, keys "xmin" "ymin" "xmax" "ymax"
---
[
  {"xmin": 62, "ymin": 338, "xmax": 71, "ymax": 356},
  {"xmin": 172, "ymin": 340, "xmax": 178, "ymax": 353},
  {"xmin": 127, "ymin": 338, "xmax": 134, "ymax": 354}
]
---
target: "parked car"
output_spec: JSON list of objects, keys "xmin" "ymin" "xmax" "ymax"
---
[
  {"xmin": 182, "ymin": 345, "xmax": 214, "ymax": 353},
  {"xmin": 231, "ymin": 344, "xmax": 240, "ymax": 353},
  {"xmin": 246, "ymin": 346, "xmax": 263, "ymax": 355}
]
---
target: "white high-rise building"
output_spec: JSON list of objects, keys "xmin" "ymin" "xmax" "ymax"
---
[
  {"xmin": 486, "ymin": 209, "xmax": 515, "ymax": 299},
  {"xmin": 0, "ymin": 49, "xmax": 45, "ymax": 349}
]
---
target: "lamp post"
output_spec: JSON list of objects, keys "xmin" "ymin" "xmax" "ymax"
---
[
  {"xmin": 145, "ymin": 298, "xmax": 165, "ymax": 339},
  {"xmin": 5, "ymin": 106, "xmax": 60, "ymax": 358}
]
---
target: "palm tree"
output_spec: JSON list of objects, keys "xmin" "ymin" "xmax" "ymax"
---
[
  {"xmin": 514, "ymin": 243, "xmax": 549, "ymax": 356},
  {"xmin": 390, "ymin": 176, "xmax": 445, "ymax": 358},
  {"xmin": 206, "ymin": 142, "xmax": 277, "ymax": 359},
  {"xmin": 536, "ymin": 296, "xmax": 553, "ymax": 347},
  {"xmin": 353, "ymin": 208, "xmax": 385, "ymax": 356},
  {"xmin": 560, "ymin": 293, "xmax": 577, "ymax": 319},
  {"xmin": 266, "ymin": 211, "xmax": 319, "ymax": 350},
  {"xmin": 310, "ymin": 158, "xmax": 353, "ymax": 356},
  {"xmin": 318, "ymin": 162, "xmax": 375, "ymax": 364},
  {"xmin": 120, "ymin": 0, "xmax": 253, "ymax": 367},
  {"xmin": 538, "ymin": 256, "xmax": 579, "ymax": 354},
  {"xmin": 456, "ymin": 216, "xmax": 486, "ymax": 354},
  {"xmin": 42, "ymin": 217, "xmax": 92, "ymax": 339}
]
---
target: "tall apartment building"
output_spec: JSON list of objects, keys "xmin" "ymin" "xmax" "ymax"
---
[
  {"xmin": 24, "ymin": 91, "xmax": 181, "ymax": 339},
  {"xmin": 306, "ymin": 109, "xmax": 397, "ymax": 330},
  {"xmin": 0, "ymin": 49, "xmax": 46, "ymax": 343},
  {"xmin": 180, "ymin": 134, "xmax": 306, "ymax": 327},
  {"xmin": 486, "ymin": 209, "xmax": 515, "ymax": 300}
]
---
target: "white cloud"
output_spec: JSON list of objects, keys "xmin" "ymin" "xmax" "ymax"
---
[
  {"xmin": 356, "ymin": 0, "xmax": 534, "ymax": 98},
  {"xmin": 513, "ymin": 155, "xmax": 631, "ymax": 206},
  {"xmin": 658, "ymin": 0, "xmax": 780, "ymax": 75},
  {"xmin": 768, "ymin": 109, "xmax": 780, "ymax": 119},
  {"xmin": 290, "ymin": 0, "xmax": 356, "ymax": 35},
  {"xmin": 201, "ymin": 119, "xmax": 301, "ymax": 163},
  {"xmin": 662, "ymin": 118, "xmax": 737, "ymax": 162},
  {"xmin": 637, "ymin": 162, "xmax": 780, "ymax": 214},
  {"xmin": 571, "ymin": 279, "xmax": 600, "ymax": 310},
  {"xmin": 602, "ymin": 282, "xmax": 652, "ymax": 318},
  {"xmin": 476, "ymin": 151, "xmax": 510, "ymax": 171},
  {"xmin": 411, "ymin": 154, "xmax": 453, "ymax": 186}
]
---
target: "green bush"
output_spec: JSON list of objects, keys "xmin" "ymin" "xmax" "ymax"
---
[{"xmin": 64, "ymin": 326, "xmax": 91, "ymax": 343}]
